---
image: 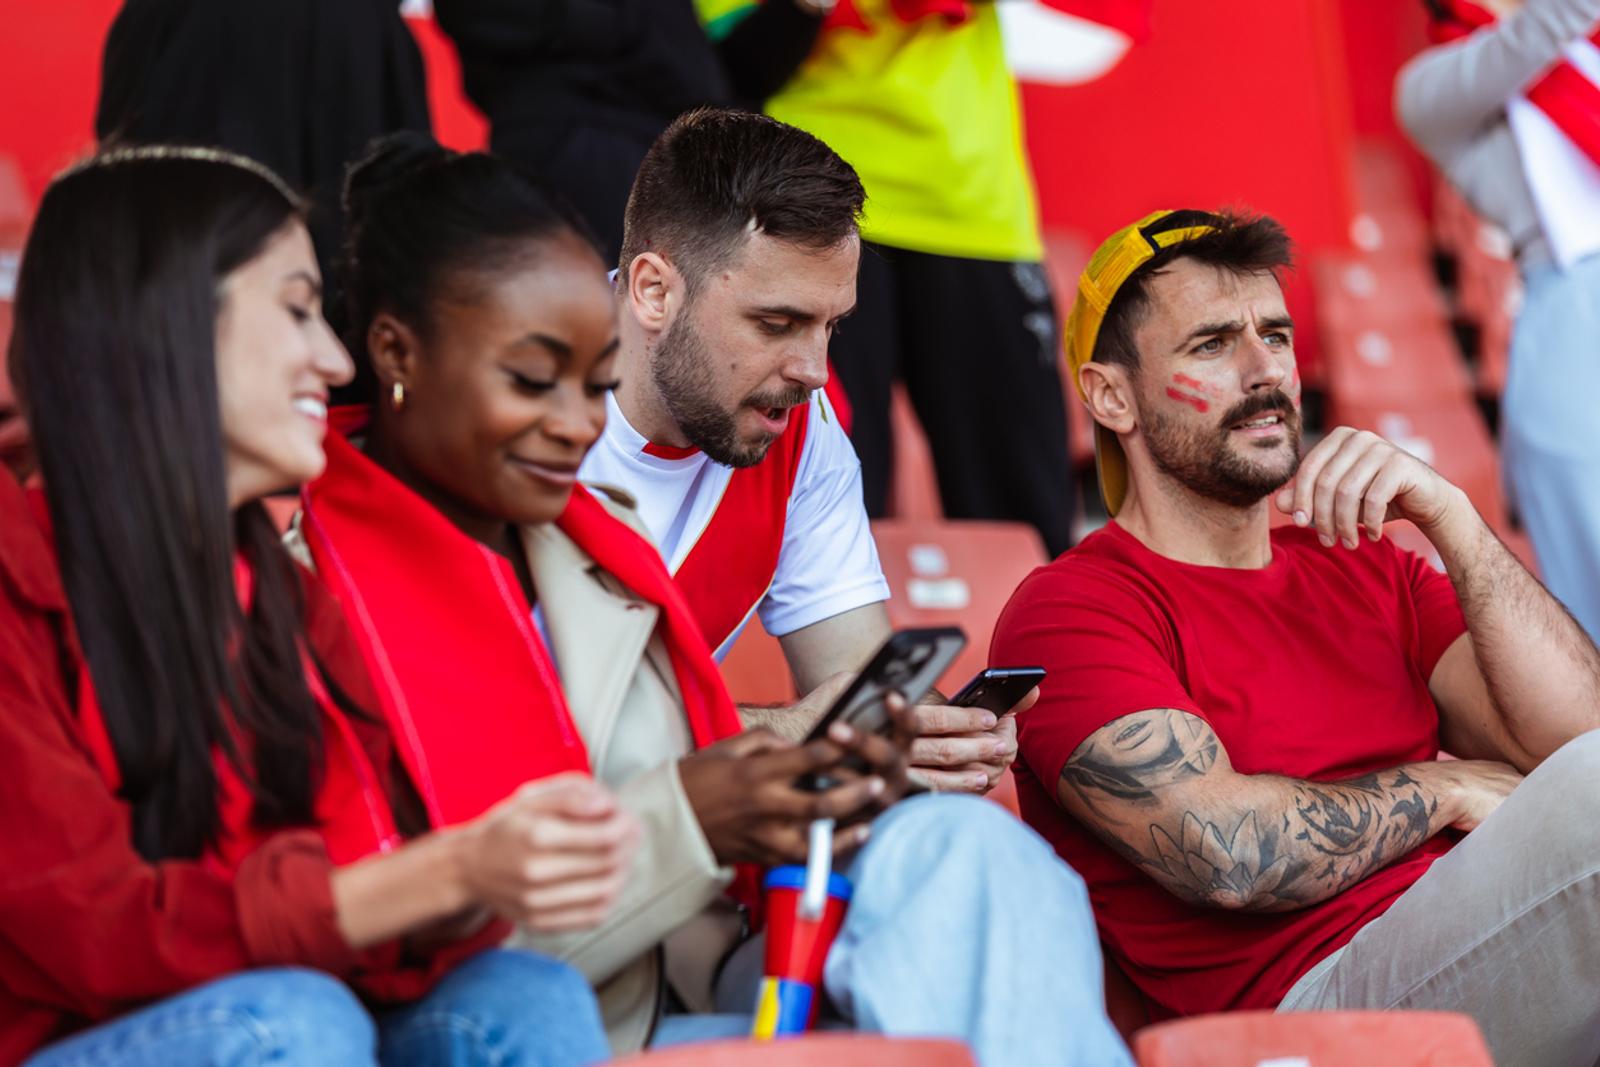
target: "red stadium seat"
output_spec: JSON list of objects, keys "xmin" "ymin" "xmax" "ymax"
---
[
  {"xmin": 1311, "ymin": 253, "xmax": 1451, "ymax": 333},
  {"xmin": 1319, "ymin": 319, "xmax": 1474, "ymax": 410},
  {"xmin": 1132, "ymin": 1010, "xmax": 1494, "ymax": 1066},
  {"xmin": 719, "ymin": 622, "xmax": 798, "ymax": 707},
  {"xmin": 1353, "ymin": 142, "xmax": 1420, "ymax": 217},
  {"xmin": 615, "ymin": 1035, "xmax": 974, "ymax": 1066},
  {"xmin": 869, "ymin": 519, "xmax": 1049, "ymax": 693},
  {"xmin": 1430, "ymin": 176, "xmax": 1475, "ymax": 258},
  {"xmin": 1452, "ymin": 223, "xmax": 1520, "ymax": 398}
]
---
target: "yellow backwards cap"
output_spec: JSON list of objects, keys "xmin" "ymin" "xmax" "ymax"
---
[{"xmin": 1064, "ymin": 209, "xmax": 1222, "ymax": 517}]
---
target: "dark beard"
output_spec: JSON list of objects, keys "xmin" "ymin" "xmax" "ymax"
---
[
  {"xmin": 1142, "ymin": 389, "xmax": 1303, "ymax": 508},
  {"xmin": 651, "ymin": 312, "xmax": 806, "ymax": 469}
]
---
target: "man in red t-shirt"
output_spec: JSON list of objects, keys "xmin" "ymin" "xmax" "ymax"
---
[{"xmin": 993, "ymin": 209, "xmax": 1600, "ymax": 1067}]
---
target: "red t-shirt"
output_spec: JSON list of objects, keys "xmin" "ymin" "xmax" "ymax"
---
[{"xmin": 991, "ymin": 521, "xmax": 1468, "ymax": 1016}]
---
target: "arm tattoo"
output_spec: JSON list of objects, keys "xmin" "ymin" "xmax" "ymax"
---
[
  {"xmin": 1061, "ymin": 709, "xmax": 1218, "ymax": 808},
  {"xmin": 1059, "ymin": 710, "xmax": 1443, "ymax": 912}
]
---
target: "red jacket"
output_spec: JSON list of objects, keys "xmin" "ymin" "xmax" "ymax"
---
[{"xmin": 0, "ymin": 472, "xmax": 502, "ymax": 1065}]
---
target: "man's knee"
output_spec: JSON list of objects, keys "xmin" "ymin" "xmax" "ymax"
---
[{"xmin": 236, "ymin": 967, "xmax": 375, "ymax": 1060}]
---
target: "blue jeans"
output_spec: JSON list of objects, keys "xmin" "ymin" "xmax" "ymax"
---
[
  {"xmin": 25, "ymin": 950, "xmax": 610, "ymax": 1067},
  {"xmin": 1503, "ymin": 255, "xmax": 1600, "ymax": 642},
  {"xmin": 654, "ymin": 794, "xmax": 1133, "ymax": 1067}
]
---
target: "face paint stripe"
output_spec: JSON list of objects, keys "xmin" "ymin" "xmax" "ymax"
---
[{"xmin": 1165, "ymin": 387, "xmax": 1210, "ymax": 414}]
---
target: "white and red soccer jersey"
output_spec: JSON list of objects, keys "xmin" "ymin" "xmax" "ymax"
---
[{"xmin": 580, "ymin": 389, "xmax": 889, "ymax": 659}]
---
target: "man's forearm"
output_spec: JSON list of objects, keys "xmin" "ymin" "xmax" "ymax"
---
[
  {"xmin": 739, "ymin": 703, "xmax": 818, "ymax": 742},
  {"xmin": 1428, "ymin": 489, "xmax": 1600, "ymax": 760},
  {"xmin": 1062, "ymin": 717, "xmax": 1462, "ymax": 912}
]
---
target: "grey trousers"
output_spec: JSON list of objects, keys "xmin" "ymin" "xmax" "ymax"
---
[{"xmin": 1277, "ymin": 730, "xmax": 1600, "ymax": 1067}]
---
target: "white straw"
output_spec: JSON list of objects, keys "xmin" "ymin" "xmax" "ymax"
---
[{"xmin": 800, "ymin": 818, "xmax": 835, "ymax": 920}]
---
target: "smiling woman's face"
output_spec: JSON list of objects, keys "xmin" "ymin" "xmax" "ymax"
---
[
  {"xmin": 215, "ymin": 220, "xmax": 353, "ymax": 507},
  {"xmin": 377, "ymin": 231, "xmax": 619, "ymax": 530}
]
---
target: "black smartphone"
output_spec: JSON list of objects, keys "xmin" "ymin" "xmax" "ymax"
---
[
  {"xmin": 798, "ymin": 627, "xmax": 967, "ymax": 790},
  {"xmin": 950, "ymin": 667, "xmax": 1047, "ymax": 715}
]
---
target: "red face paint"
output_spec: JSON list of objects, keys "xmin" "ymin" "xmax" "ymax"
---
[
  {"xmin": 1172, "ymin": 373, "xmax": 1208, "ymax": 392},
  {"xmin": 1165, "ymin": 387, "xmax": 1210, "ymax": 413}
]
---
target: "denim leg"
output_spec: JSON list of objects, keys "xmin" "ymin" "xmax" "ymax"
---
[
  {"xmin": 24, "ymin": 967, "xmax": 377, "ymax": 1067},
  {"xmin": 377, "ymin": 948, "xmax": 609, "ymax": 1067},
  {"xmin": 823, "ymin": 794, "xmax": 1133, "ymax": 1067}
]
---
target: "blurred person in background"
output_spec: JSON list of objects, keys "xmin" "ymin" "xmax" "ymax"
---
[
  {"xmin": 95, "ymin": 0, "xmax": 432, "ymax": 398},
  {"xmin": 0, "ymin": 146, "xmax": 628, "ymax": 1067},
  {"xmin": 1401, "ymin": 0, "xmax": 1600, "ymax": 640},
  {"xmin": 433, "ymin": 0, "xmax": 825, "ymax": 262},
  {"xmin": 697, "ymin": 0, "xmax": 1151, "ymax": 556}
]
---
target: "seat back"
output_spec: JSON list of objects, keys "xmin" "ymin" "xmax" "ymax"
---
[
  {"xmin": 870, "ymin": 519, "xmax": 1048, "ymax": 692},
  {"xmin": 719, "ymin": 621, "xmax": 798, "ymax": 706},
  {"xmin": 1133, "ymin": 1010, "xmax": 1494, "ymax": 1067},
  {"xmin": 613, "ymin": 1035, "xmax": 975, "ymax": 1066}
]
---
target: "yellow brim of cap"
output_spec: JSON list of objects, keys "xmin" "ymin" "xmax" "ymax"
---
[{"xmin": 1093, "ymin": 422, "xmax": 1128, "ymax": 519}]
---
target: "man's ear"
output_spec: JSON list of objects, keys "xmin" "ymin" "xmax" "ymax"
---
[
  {"xmin": 624, "ymin": 252, "xmax": 683, "ymax": 338},
  {"xmin": 366, "ymin": 311, "xmax": 422, "ymax": 395},
  {"xmin": 1078, "ymin": 360, "xmax": 1139, "ymax": 436}
]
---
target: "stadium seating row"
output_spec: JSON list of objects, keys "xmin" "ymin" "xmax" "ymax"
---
[{"xmin": 606, "ymin": 1009, "xmax": 1496, "ymax": 1065}]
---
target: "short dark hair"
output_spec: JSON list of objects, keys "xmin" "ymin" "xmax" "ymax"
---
[
  {"xmin": 1095, "ymin": 209, "xmax": 1293, "ymax": 372},
  {"xmin": 341, "ymin": 132, "xmax": 601, "ymax": 354},
  {"xmin": 618, "ymin": 108, "xmax": 866, "ymax": 288}
]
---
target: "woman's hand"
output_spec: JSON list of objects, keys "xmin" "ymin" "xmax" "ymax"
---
[
  {"xmin": 680, "ymin": 698, "xmax": 917, "ymax": 867},
  {"xmin": 450, "ymin": 772, "xmax": 640, "ymax": 934}
]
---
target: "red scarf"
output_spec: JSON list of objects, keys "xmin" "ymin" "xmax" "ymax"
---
[
  {"xmin": 1431, "ymin": 0, "xmax": 1600, "ymax": 168},
  {"xmin": 300, "ymin": 428, "xmax": 744, "ymax": 831}
]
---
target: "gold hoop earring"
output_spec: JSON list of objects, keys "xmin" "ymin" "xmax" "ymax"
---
[{"xmin": 391, "ymin": 382, "xmax": 406, "ymax": 412}]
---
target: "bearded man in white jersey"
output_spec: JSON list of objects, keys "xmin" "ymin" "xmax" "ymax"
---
[
  {"xmin": 572, "ymin": 108, "xmax": 1133, "ymax": 1064},
  {"xmin": 580, "ymin": 106, "xmax": 1031, "ymax": 792}
]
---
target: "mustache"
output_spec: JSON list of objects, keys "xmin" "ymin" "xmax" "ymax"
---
[
  {"xmin": 1219, "ymin": 390, "xmax": 1298, "ymax": 428},
  {"xmin": 745, "ymin": 387, "xmax": 812, "ymax": 412}
]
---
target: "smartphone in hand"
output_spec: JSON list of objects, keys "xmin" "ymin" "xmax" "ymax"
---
[
  {"xmin": 949, "ymin": 667, "xmax": 1046, "ymax": 715},
  {"xmin": 798, "ymin": 626, "xmax": 967, "ymax": 791}
]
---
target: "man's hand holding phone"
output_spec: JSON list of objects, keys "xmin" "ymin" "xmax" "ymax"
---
[{"xmin": 905, "ymin": 668, "xmax": 1043, "ymax": 794}]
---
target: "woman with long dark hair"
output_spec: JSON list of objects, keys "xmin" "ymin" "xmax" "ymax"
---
[
  {"xmin": 1401, "ymin": 0, "xmax": 1600, "ymax": 639},
  {"xmin": 0, "ymin": 146, "xmax": 631, "ymax": 1066}
]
